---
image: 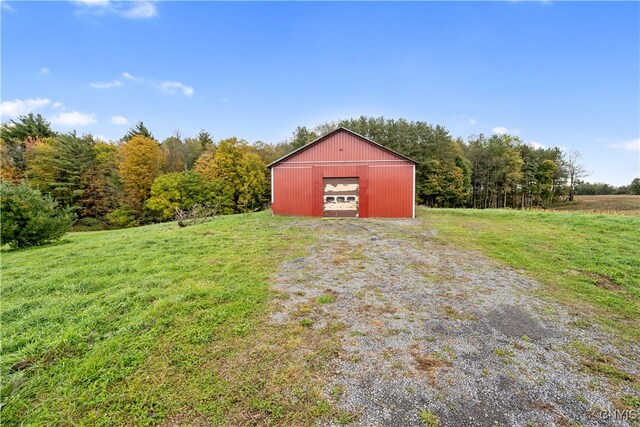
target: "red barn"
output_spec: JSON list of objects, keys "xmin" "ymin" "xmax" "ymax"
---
[{"xmin": 268, "ymin": 127, "xmax": 418, "ymax": 218}]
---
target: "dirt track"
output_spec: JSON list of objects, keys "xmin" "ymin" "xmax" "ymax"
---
[{"xmin": 271, "ymin": 219, "xmax": 639, "ymax": 427}]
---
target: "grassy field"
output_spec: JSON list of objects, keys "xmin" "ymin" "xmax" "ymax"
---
[
  {"xmin": 418, "ymin": 208, "xmax": 640, "ymax": 340},
  {"xmin": 1, "ymin": 213, "xmax": 343, "ymax": 426},
  {"xmin": 2, "ymin": 207, "xmax": 639, "ymax": 425},
  {"xmin": 548, "ymin": 194, "xmax": 640, "ymax": 215}
]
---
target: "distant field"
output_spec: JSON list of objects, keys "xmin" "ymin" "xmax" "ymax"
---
[{"xmin": 548, "ymin": 194, "xmax": 640, "ymax": 215}]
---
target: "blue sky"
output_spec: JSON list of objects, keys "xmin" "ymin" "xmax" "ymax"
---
[{"xmin": 1, "ymin": 1, "xmax": 638, "ymax": 185}]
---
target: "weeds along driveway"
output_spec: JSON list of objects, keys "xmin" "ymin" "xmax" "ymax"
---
[{"xmin": 270, "ymin": 219, "xmax": 639, "ymax": 427}]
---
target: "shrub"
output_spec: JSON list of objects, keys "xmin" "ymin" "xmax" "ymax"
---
[
  {"xmin": 0, "ymin": 181, "xmax": 74, "ymax": 248},
  {"xmin": 146, "ymin": 171, "xmax": 206, "ymax": 221},
  {"xmin": 73, "ymin": 217, "xmax": 108, "ymax": 231},
  {"xmin": 105, "ymin": 207, "xmax": 139, "ymax": 228}
]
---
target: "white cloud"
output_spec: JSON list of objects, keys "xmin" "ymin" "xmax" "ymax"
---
[
  {"xmin": 492, "ymin": 126, "xmax": 509, "ymax": 135},
  {"xmin": 72, "ymin": 0, "xmax": 110, "ymax": 6},
  {"xmin": 0, "ymin": 97, "xmax": 51, "ymax": 117},
  {"xmin": 102, "ymin": 72, "xmax": 193, "ymax": 97},
  {"xmin": 71, "ymin": 0, "xmax": 157, "ymax": 19},
  {"xmin": 50, "ymin": 111, "xmax": 97, "ymax": 127},
  {"xmin": 39, "ymin": 67, "xmax": 50, "ymax": 76},
  {"xmin": 90, "ymin": 80, "xmax": 122, "ymax": 89},
  {"xmin": 609, "ymin": 138, "xmax": 640, "ymax": 152},
  {"xmin": 52, "ymin": 102, "xmax": 64, "ymax": 109},
  {"xmin": 160, "ymin": 81, "xmax": 194, "ymax": 97},
  {"xmin": 122, "ymin": 71, "xmax": 140, "ymax": 82},
  {"xmin": 492, "ymin": 126, "xmax": 520, "ymax": 135},
  {"xmin": 110, "ymin": 115, "xmax": 129, "ymax": 125},
  {"xmin": 121, "ymin": 1, "xmax": 157, "ymax": 19},
  {"xmin": 469, "ymin": 118, "xmax": 477, "ymax": 125},
  {"xmin": 529, "ymin": 141, "xmax": 545, "ymax": 149}
]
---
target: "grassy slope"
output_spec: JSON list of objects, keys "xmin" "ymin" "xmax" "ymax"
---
[
  {"xmin": 3, "ymin": 208, "xmax": 638, "ymax": 424},
  {"xmin": 1, "ymin": 212, "xmax": 339, "ymax": 426},
  {"xmin": 418, "ymin": 208, "xmax": 640, "ymax": 340}
]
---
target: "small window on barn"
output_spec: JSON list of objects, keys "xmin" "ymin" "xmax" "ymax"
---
[
  {"xmin": 337, "ymin": 196, "xmax": 345, "ymax": 202},
  {"xmin": 347, "ymin": 196, "xmax": 356, "ymax": 202},
  {"xmin": 325, "ymin": 196, "xmax": 335, "ymax": 203}
]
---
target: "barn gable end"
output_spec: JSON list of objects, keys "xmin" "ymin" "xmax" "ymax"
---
[
  {"xmin": 268, "ymin": 128, "xmax": 418, "ymax": 167},
  {"xmin": 269, "ymin": 127, "xmax": 416, "ymax": 219}
]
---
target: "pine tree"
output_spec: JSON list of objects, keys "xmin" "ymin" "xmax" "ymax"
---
[
  {"xmin": 197, "ymin": 130, "xmax": 214, "ymax": 149},
  {"xmin": 122, "ymin": 121, "xmax": 154, "ymax": 142},
  {"xmin": 0, "ymin": 113, "xmax": 55, "ymax": 173}
]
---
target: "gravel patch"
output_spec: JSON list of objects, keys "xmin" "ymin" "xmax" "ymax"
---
[{"xmin": 270, "ymin": 218, "xmax": 639, "ymax": 427}]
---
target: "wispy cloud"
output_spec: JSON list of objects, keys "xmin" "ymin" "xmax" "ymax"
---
[
  {"xmin": 71, "ymin": 0, "xmax": 157, "ymax": 19},
  {"xmin": 469, "ymin": 118, "xmax": 477, "ymax": 126},
  {"xmin": 1, "ymin": 2, "xmax": 15, "ymax": 12},
  {"xmin": 90, "ymin": 80, "xmax": 122, "ymax": 89},
  {"xmin": 160, "ymin": 81, "xmax": 194, "ymax": 97},
  {"xmin": 39, "ymin": 67, "xmax": 50, "ymax": 76},
  {"xmin": 492, "ymin": 126, "xmax": 509, "ymax": 135},
  {"xmin": 93, "ymin": 72, "xmax": 194, "ymax": 97},
  {"xmin": 50, "ymin": 111, "xmax": 97, "ymax": 127},
  {"xmin": 0, "ymin": 97, "xmax": 51, "ymax": 117},
  {"xmin": 72, "ymin": 0, "xmax": 110, "ymax": 6},
  {"xmin": 492, "ymin": 126, "xmax": 520, "ymax": 135},
  {"xmin": 529, "ymin": 141, "xmax": 545, "ymax": 149},
  {"xmin": 110, "ymin": 115, "xmax": 129, "ymax": 125},
  {"xmin": 52, "ymin": 102, "xmax": 64, "ymax": 109},
  {"xmin": 609, "ymin": 138, "xmax": 640, "ymax": 152},
  {"xmin": 122, "ymin": 71, "xmax": 140, "ymax": 82},
  {"xmin": 121, "ymin": 1, "xmax": 157, "ymax": 19}
]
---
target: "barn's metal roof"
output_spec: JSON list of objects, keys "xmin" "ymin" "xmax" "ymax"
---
[{"xmin": 267, "ymin": 127, "xmax": 419, "ymax": 168}]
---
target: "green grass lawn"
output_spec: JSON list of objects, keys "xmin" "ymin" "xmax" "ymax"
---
[
  {"xmin": 417, "ymin": 208, "xmax": 640, "ymax": 340},
  {"xmin": 1, "ymin": 212, "xmax": 341, "ymax": 426},
  {"xmin": 3, "ymin": 208, "xmax": 638, "ymax": 425}
]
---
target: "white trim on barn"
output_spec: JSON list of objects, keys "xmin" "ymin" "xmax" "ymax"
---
[
  {"xmin": 271, "ymin": 167, "xmax": 274, "ymax": 213},
  {"xmin": 412, "ymin": 164, "xmax": 416, "ymax": 219}
]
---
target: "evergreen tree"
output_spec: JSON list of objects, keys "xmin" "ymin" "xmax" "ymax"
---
[
  {"xmin": 0, "ymin": 113, "xmax": 55, "ymax": 174},
  {"xmin": 197, "ymin": 130, "xmax": 214, "ymax": 149},
  {"xmin": 122, "ymin": 121, "xmax": 154, "ymax": 142}
]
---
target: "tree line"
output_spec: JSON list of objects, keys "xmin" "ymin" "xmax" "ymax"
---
[
  {"xmin": 1, "ymin": 115, "xmax": 269, "ymax": 229},
  {"xmin": 1, "ymin": 114, "xmax": 638, "ymax": 231},
  {"xmin": 573, "ymin": 179, "xmax": 640, "ymax": 196}
]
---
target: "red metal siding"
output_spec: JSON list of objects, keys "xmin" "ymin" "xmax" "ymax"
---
[
  {"xmin": 272, "ymin": 130, "xmax": 415, "ymax": 218},
  {"xmin": 272, "ymin": 166, "xmax": 313, "ymax": 216},
  {"xmin": 283, "ymin": 131, "xmax": 401, "ymax": 163},
  {"xmin": 368, "ymin": 164, "xmax": 414, "ymax": 218}
]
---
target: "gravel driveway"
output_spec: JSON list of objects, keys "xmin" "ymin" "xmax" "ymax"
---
[{"xmin": 270, "ymin": 218, "xmax": 639, "ymax": 427}]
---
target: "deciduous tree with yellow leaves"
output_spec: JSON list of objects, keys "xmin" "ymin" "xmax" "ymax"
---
[
  {"xmin": 194, "ymin": 137, "xmax": 268, "ymax": 212},
  {"xmin": 118, "ymin": 135, "xmax": 165, "ymax": 214}
]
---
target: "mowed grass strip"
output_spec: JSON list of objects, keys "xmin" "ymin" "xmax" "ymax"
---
[
  {"xmin": 1, "ymin": 212, "xmax": 337, "ymax": 426},
  {"xmin": 417, "ymin": 208, "xmax": 640, "ymax": 340}
]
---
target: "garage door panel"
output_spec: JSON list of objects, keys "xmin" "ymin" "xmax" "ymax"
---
[{"xmin": 323, "ymin": 177, "xmax": 359, "ymax": 218}]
